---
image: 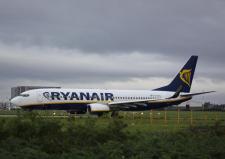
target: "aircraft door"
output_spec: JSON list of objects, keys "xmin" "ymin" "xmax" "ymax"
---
[{"xmin": 37, "ymin": 91, "xmax": 43, "ymax": 103}]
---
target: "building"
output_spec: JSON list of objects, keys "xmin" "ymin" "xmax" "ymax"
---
[
  {"xmin": 203, "ymin": 102, "xmax": 225, "ymax": 111},
  {"xmin": 0, "ymin": 102, "xmax": 9, "ymax": 109},
  {"xmin": 11, "ymin": 86, "xmax": 61, "ymax": 99}
]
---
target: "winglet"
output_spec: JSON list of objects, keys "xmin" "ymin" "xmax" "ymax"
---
[{"xmin": 168, "ymin": 85, "xmax": 183, "ymax": 99}]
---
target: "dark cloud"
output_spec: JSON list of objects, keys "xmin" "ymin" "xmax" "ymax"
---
[
  {"xmin": 0, "ymin": 48, "xmax": 175, "ymax": 82},
  {"xmin": 0, "ymin": 1, "xmax": 225, "ymax": 56}
]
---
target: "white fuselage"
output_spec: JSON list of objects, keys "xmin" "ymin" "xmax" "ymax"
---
[{"xmin": 10, "ymin": 88, "xmax": 176, "ymax": 110}]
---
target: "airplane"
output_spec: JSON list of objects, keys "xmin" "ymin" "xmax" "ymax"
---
[{"xmin": 10, "ymin": 55, "xmax": 214, "ymax": 116}]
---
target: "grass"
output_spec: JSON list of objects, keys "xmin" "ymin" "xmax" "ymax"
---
[
  {"xmin": 0, "ymin": 111, "xmax": 224, "ymax": 158},
  {"xmin": 0, "ymin": 109, "xmax": 224, "ymax": 133}
]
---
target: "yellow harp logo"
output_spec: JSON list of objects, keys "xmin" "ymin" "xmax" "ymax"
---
[{"xmin": 179, "ymin": 69, "xmax": 191, "ymax": 86}]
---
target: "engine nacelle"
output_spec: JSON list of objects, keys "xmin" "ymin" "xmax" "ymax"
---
[{"xmin": 88, "ymin": 103, "xmax": 110, "ymax": 113}]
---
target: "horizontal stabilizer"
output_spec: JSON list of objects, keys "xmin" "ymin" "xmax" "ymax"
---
[{"xmin": 180, "ymin": 91, "xmax": 215, "ymax": 97}]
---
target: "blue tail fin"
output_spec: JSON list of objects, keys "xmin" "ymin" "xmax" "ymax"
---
[{"xmin": 154, "ymin": 55, "xmax": 198, "ymax": 93}]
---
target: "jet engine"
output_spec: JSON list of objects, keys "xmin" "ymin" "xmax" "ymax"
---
[
  {"xmin": 88, "ymin": 103, "xmax": 110, "ymax": 116},
  {"xmin": 88, "ymin": 103, "xmax": 110, "ymax": 112}
]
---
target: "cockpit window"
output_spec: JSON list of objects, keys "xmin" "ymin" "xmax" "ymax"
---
[{"xmin": 20, "ymin": 94, "xmax": 29, "ymax": 97}]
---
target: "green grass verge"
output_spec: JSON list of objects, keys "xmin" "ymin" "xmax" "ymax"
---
[{"xmin": 0, "ymin": 112, "xmax": 224, "ymax": 159}]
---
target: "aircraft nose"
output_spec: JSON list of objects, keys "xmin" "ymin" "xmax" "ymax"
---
[{"xmin": 10, "ymin": 97, "xmax": 20, "ymax": 106}]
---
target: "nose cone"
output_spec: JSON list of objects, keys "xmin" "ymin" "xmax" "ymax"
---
[{"xmin": 10, "ymin": 97, "xmax": 21, "ymax": 107}]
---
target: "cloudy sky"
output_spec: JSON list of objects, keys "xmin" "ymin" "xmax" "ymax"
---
[{"xmin": 0, "ymin": 0, "xmax": 225, "ymax": 104}]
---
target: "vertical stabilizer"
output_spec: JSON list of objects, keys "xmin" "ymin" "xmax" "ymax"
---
[{"xmin": 154, "ymin": 56, "xmax": 198, "ymax": 93}]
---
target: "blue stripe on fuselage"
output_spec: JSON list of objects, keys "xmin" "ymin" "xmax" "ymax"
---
[{"xmin": 21, "ymin": 103, "xmax": 88, "ymax": 110}]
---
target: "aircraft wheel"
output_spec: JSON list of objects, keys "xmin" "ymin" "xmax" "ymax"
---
[{"xmin": 111, "ymin": 111, "xmax": 119, "ymax": 117}]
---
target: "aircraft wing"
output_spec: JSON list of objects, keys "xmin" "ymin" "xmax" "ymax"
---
[
  {"xmin": 108, "ymin": 91, "xmax": 215, "ymax": 110},
  {"xmin": 109, "ymin": 97, "xmax": 190, "ymax": 105},
  {"xmin": 108, "ymin": 99, "xmax": 153, "ymax": 109},
  {"xmin": 109, "ymin": 99, "xmax": 153, "ymax": 105},
  {"xmin": 108, "ymin": 88, "xmax": 186, "ymax": 107},
  {"xmin": 108, "ymin": 97, "xmax": 190, "ymax": 109}
]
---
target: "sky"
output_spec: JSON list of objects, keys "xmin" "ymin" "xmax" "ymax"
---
[{"xmin": 0, "ymin": 0, "xmax": 225, "ymax": 104}]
